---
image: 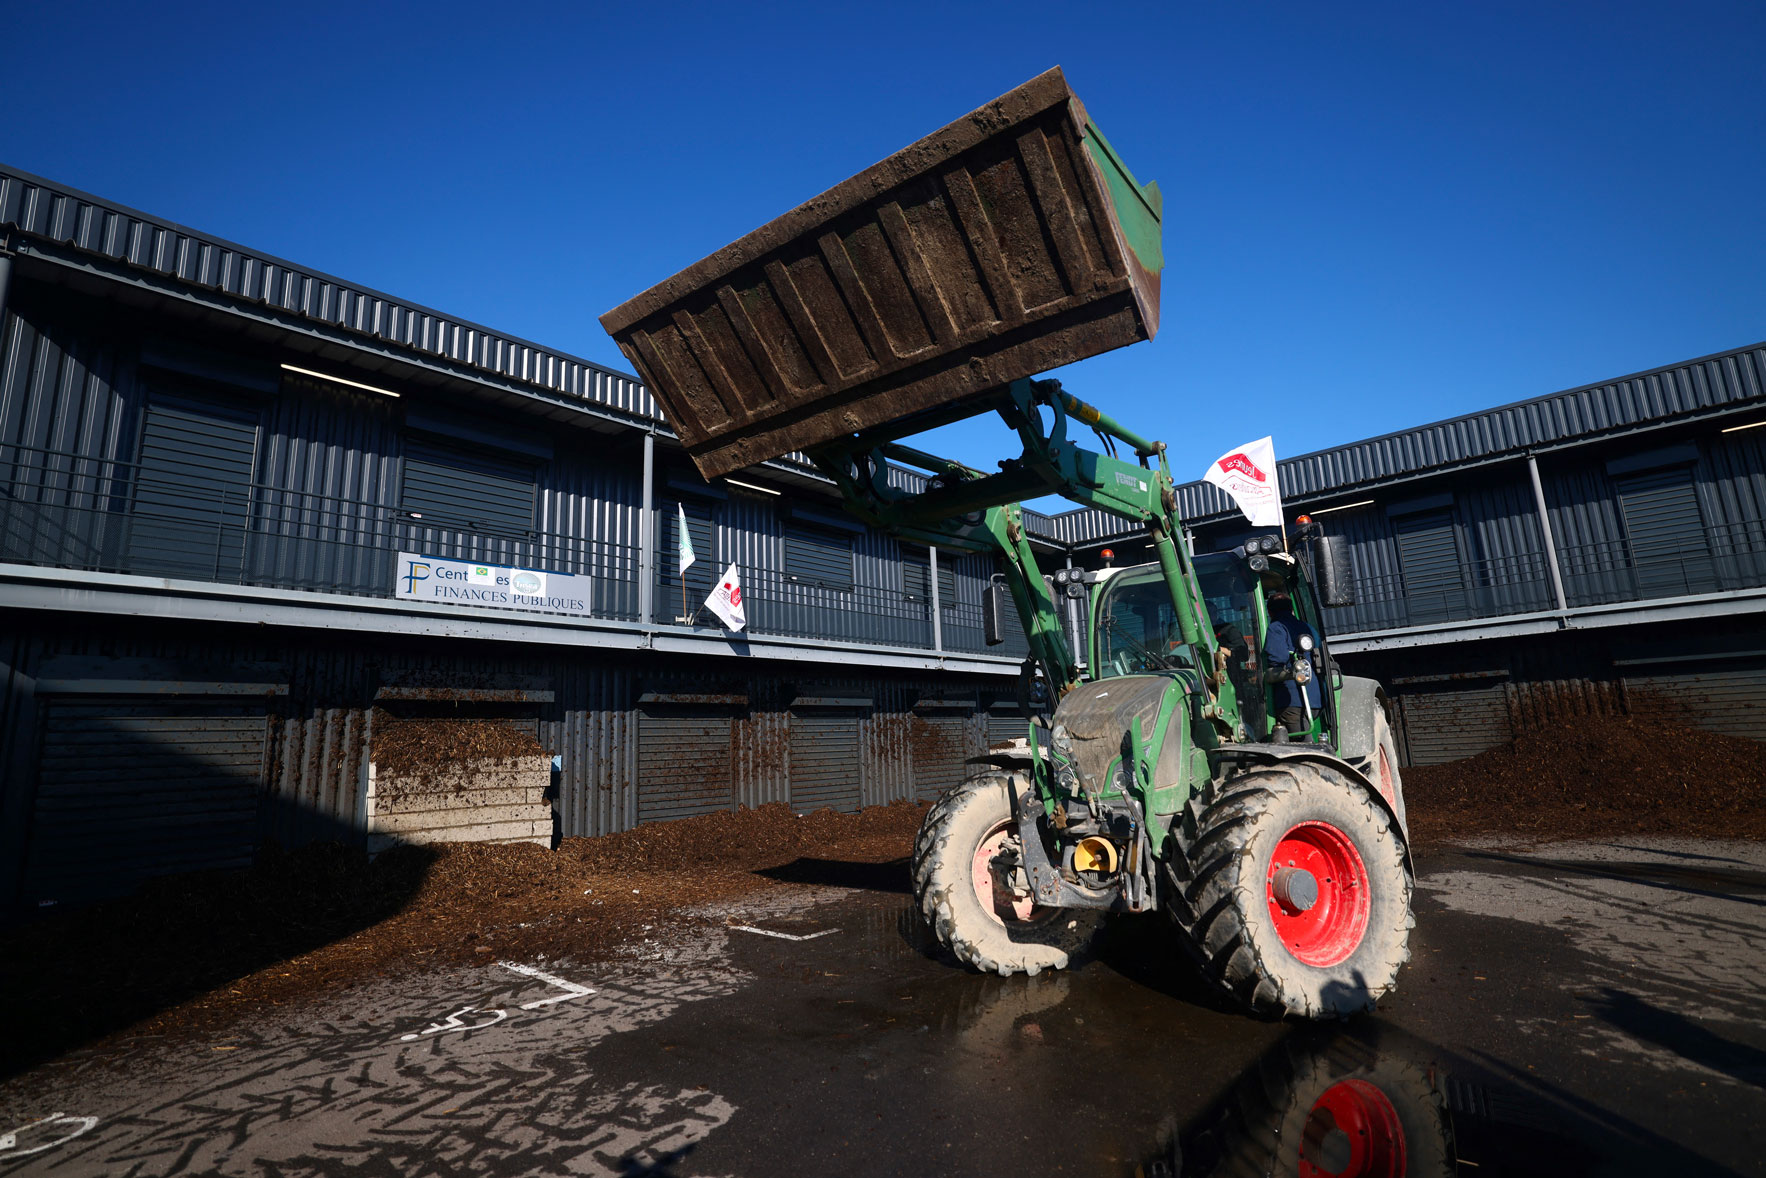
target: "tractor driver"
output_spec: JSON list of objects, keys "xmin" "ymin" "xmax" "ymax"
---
[{"xmin": 1263, "ymin": 590, "xmax": 1321, "ymax": 739}]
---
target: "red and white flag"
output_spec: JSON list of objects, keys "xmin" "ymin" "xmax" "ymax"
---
[
  {"xmin": 1203, "ymin": 436, "xmax": 1284, "ymax": 527},
  {"xmin": 704, "ymin": 562, "xmax": 746, "ymax": 631}
]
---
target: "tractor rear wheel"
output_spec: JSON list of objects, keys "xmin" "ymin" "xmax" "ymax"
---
[
  {"xmin": 1372, "ymin": 708, "xmax": 1407, "ymax": 832},
  {"xmin": 1164, "ymin": 762, "xmax": 1413, "ymax": 1018},
  {"xmin": 912, "ymin": 774, "xmax": 1103, "ymax": 977}
]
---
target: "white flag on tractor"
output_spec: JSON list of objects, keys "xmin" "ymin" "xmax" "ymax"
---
[
  {"xmin": 1203, "ymin": 436, "xmax": 1284, "ymax": 527},
  {"xmin": 677, "ymin": 503, "xmax": 696, "ymax": 577},
  {"xmin": 704, "ymin": 562, "xmax": 746, "ymax": 631}
]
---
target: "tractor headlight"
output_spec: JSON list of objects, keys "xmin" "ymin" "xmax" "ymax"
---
[
  {"xmin": 1065, "ymin": 581, "xmax": 1085, "ymax": 599},
  {"xmin": 1051, "ymin": 724, "xmax": 1073, "ymax": 756},
  {"xmin": 1299, "ymin": 633, "xmax": 1315, "ymax": 652},
  {"xmin": 1247, "ymin": 554, "xmax": 1268, "ymax": 572}
]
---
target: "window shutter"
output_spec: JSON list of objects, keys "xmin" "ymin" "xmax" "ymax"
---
[
  {"xmin": 129, "ymin": 393, "xmax": 259, "ymax": 580},
  {"xmin": 1393, "ymin": 510, "xmax": 1466, "ymax": 624},
  {"xmin": 1616, "ymin": 468, "xmax": 1712, "ymax": 597},
  {"xmin": 903, "ymin": 556, "xmax": 956, "ymax": 608},
  {"xmin": 784, "ymin": 527, "xmax": 853, "ymax": 591},
  {"xmin": 401, "ymin": 438, "xmax": 535, "ymax": 536}
]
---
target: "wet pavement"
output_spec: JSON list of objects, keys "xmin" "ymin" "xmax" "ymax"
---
[{"xmin": 2, "ymin": 837, "xmax": 1762, "ymax": 1176}]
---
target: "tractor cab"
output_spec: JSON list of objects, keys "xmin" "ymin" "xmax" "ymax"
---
[{"xmin": 1091, "ymin": 534, "xmax": 1339, "ymax": 745}]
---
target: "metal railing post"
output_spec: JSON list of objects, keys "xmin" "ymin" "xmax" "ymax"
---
[
  {"xmin": 1528, "ymin": 454, "xmax": 1568, "ymax": 612},
  {"xmin": 638, "ymin": 431, "xmax": 655, "ymax": 624},
  {"xmin": 929, "ymin": 546, "xmax": 943, "ymax": 653}
]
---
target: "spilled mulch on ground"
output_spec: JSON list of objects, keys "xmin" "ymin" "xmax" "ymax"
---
[
  {"xmin": 0, "ymin": 800, "xmax": 927, "ymax": 1080},
  {"xmin": 1403, "ymin": 714, "xmax": 1766, "ymax": 846}
]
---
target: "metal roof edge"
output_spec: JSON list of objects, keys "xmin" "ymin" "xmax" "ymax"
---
[
  {"xmin": 1046, "ymin": 338, "xmax": 1766, "ymax": 542},
  {"xmin": 0, "ymin": 161, "xmax": 652, "ymax": 416}
]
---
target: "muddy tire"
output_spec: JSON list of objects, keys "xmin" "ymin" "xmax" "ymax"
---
[
  {"xmin": 1163, "ymin": 762, "xmax": 1413, "ymax": 1018},
  {"xmin": 1371, "ymin": 707, "xmax": 1407, "ymax": 832},
  {"xmin": 1161, "ymin": 1031, "xmax": 1454, "ymax": 1178},
  {"xmin": 912, "ymin": 774, "xmax": 1103, "ymax": 977}
]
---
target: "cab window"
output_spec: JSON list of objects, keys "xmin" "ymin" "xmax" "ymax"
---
[{"xmin": 1094, "ymin": 569, "xmax": 1190, "ymax": 678}]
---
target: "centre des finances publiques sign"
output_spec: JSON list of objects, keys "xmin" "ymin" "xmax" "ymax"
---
[{"xmin": 395, "ymin": 553, "xmax": 593, "ymax": 617}]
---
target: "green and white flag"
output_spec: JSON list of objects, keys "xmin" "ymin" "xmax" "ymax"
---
[{"xmin": 677, "ymin": 503, "xmax": 696, "ymax": 577}]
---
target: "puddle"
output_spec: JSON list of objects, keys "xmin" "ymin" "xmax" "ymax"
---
[{"xmin": 1138, "ymin": 1024, "xmax": 1602, "ymax": 1177}]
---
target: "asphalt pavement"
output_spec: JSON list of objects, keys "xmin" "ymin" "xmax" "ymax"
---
[{"xmin": 1, "ymin": 836, "xmax": 1761, "ymax": 1177}]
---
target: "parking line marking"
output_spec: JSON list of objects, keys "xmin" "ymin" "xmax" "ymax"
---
[
  {"xmin": 501, "ymin": 961, "xmax": 596, "ymax": 1007},
  {"xmin": 728, "ymin": 924, "xmax": 840, "ymax": 942}
]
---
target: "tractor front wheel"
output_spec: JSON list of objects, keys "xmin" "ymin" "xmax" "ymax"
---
[
  {"xmin": 912, "ymin": 774, "xmax": 1103, "ymax": 976},
  {"xmin": 1164, "ymin": 762, "xmax": 1413, "ymax": 1018}
]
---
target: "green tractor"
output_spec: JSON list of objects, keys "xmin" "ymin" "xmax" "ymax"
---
[
  {"xmin": 601, "ymin": 68, "xmax": 1413, "ymax": 1018},
  {"xmin": 812, "ymin": 377, "xmax": 1412, "ymax": 1018}
]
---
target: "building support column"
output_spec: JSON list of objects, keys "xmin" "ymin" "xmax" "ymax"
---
[
  {"xmin": 929, "ymin": 546, "xmax": 943, "ymax": 653},
  {"xmin": 638, "ymin": 431, "xmax": 655, "ymax": 625},
  {"xmin": 0, "ymin": 250, "xmax": 14, "ymax": 355},
  {"xmin": 1528, "ymin": 453, "xmax": 1568, "ymax": 612}
]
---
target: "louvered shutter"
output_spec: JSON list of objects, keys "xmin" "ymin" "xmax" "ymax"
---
[
  {"xmin": 401, "ymin": 438, "xmax": 535, "ymax": 537},
  {"xmin": 1394, "ymin": 511, "xmax": 1467, "ymax": 624},
  {"xmin": 129, "ymin": 394, "xmax": 259, "ymax": 580},
  {"xmin": 784, "ymin": 527, "xmax": 853, "ymax": 591},
  {"xmin": 1616, "ymin": 468, "xmax": 1713, "ymax": 598}
]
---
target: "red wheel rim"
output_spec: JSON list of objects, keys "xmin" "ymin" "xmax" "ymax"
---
[
  {"xmin": 971, "ymin": 819, "xmax": 1039, "ymax": 925},
  {"xmin": 1298, "ymin": 1077, "xmax": 1406, "ymax": 1178},
  {"xmin": 1266, "ymin": 821, "xmax": 1372, "ymax": 967}
]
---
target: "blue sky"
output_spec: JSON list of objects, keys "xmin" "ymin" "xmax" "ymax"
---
[{"xmin": 6, "ymin": 1, "xmax": 1763, "ymax": 504}]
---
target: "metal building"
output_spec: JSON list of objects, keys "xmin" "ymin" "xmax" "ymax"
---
[
  {"xmin": 1058, "ymin": 342, "xmax": 1766, "ymax": 764},
  {"xmin": 3, "ymin": 161, "xmax": 1762, "ymax": 912}
]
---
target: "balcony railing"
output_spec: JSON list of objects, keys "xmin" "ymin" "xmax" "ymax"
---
[
  {"xmin": 1327, "ymin": 519, "xmax": 1766, "ymax": 634},
  {"xmin": 0, "ymin": 443, "xmax": 1023, "ymax": 657}
]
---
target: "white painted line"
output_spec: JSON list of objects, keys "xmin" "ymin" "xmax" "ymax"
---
[
  {"xmin": 399, "ymin": 1005, "xmax": 507, "ymax": 1042},
  {"xmin": 728, "ymin": 924, "xmax": 840, "ymax": 942},
  {"xmin": 0, "ymin": 1113, "xmax": 99, "ymax": 1158},
  {"xmin": 501, "ymin": 960, "xmax": 596, "ymax": 1008}
]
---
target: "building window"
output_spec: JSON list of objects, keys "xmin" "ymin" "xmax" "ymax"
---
[
  {"xmin": 903, "ymin": 556, "xmax": 956, "ymax": 607},
  {"xmin": 1615, "ymin": 467, "xmax": 1713, "ymax": 597},
  {"xmin": 1392, "ymin": 509, "xmax": 1467, "ymax": 624},
  {"xmin": 400, "ymin": 438, "xmax": 535, "ymax": 536},
  {"xmin": 129, "ymin": 391, "xmax": 260, "ymax": 581},
  {"xmin": 784, "ymin": 526, "xmax": 854, "ymax": 591}
]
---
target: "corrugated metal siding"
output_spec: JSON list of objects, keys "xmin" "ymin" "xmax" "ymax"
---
[
  {"xmin": 1396, "ymin": 686, "xmax": 1513, "ymax": 765},
  {"xmin": 637, "ymin": 707, "xmax": 738, "ymax": 822},
  {"xmin": 549, "ymin": 664, "xmax": 637, "ymax": 840},
  {"xmin": 1051, "ymin": 343, "xmax": 1766, "ymax": 544},
  {"xmin": 0, "ymin": 166, "xmax": 655, "ymax": 422},
  {"xmin": 910, "ymin": 712, "xmax": 969, "ymax": 801},
  {"xmin": 1626, "ymin": 665, "xmax": 1766, "ymax": 741},
  {"xmin": 736, "ymin": 707, "xmax": 790, "ymax": 811},
  {"xmin": 789, "ymin": 712, "xmax": 863, "ymax": 813},
  {"xmin": 254, "ymin": 377, "xmax": 401, "ymax": 595},
  {"xmin": 23, "ymin": 698, "xmax": 268, "ymax": 907}
]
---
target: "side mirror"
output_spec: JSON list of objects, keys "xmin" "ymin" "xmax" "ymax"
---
[
  {"xmin": 1314, "ymin": 534, "xmax": 1356, "ymax": 607},
  {"xmin": 983, "ymin": 575, "xmax": 1010, "ymax": 646}
]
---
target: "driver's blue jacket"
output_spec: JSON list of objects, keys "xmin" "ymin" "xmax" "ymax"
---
[{"xmin": 1264, "ymin": 612, "xmax": 1322, "ymax": 710}]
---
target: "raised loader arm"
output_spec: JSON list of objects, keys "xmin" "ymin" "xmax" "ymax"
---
[{"xmin": 806, "ymin": 377, "xmax": 1221, "ymax": 710}]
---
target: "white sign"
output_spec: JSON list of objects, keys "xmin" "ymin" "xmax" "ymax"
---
[
  {"xmin": 1203, "ymin": 435, "xmax": 1284, "ymax": 527},
  {"xmin": 396, "ymin": 553, "xmax": 591, "ymax": 616},
  {"xmin": 704, "ymin": 562, "xmax": 746, "ymax": 631}
]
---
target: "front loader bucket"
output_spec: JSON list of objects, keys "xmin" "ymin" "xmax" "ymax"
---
[{"xmin": 599, "ymin": 66, "xmax": 1163, "ymax": 481}]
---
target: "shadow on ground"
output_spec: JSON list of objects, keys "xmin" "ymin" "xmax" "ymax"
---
[
  {"xmin": 756, "ymin": 856, "xmax": 913, "ymax": 893},
  {"xmin": 0, "ymin": 838, "xmax": 437, "ymax": 1079}
]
